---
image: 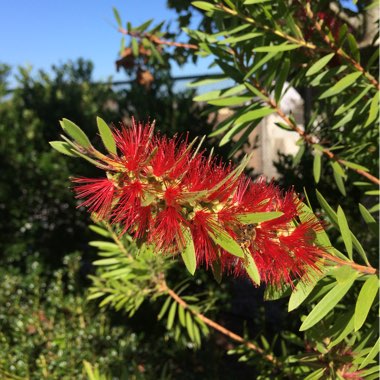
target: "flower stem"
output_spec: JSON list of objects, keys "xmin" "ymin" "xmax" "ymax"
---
[{"xmin": 161, "ymin": 282, "xmax": 282, "ymax": 367}]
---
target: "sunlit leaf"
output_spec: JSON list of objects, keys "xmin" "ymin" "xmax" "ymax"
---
[
  {"xmin": 319, "ymin": 72, "xmax": 362, "ymax": 99},
  {"xmin": 354, "ymin": 275, "xmax": 379, "ymax": 331},
  {"xmin": 97, "ymin": 117, "xmax": 116, "ymax": 154},
  {"xmin": 60, "ymin": 118, "xmax": 92, "ymax": 148},
  {"xmin": 306, "ymin": 53, "xmax": 335, "ymax": 76},
  {"xmin": 300, "ymin": 274, "xmax": 357, "ymax": 331}
]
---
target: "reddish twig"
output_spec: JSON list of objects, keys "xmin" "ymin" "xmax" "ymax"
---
[
  {"xmin": 253, "ymin": 79, "xmax": 380, "ymax": 186},
  {"xmin": 161, "ymin": 283, "xmax": 282, "ymax": 367},
  {"xmin": 318, "ymin": 252, "xmax": 378, "ymax": 275},
  {"xmin": 302, "ymin": 3, "xmax": 380, "ymax": 90},
  {"xmin": 118, "ymin": 27, "xmax": 199, "ymax": 50}
]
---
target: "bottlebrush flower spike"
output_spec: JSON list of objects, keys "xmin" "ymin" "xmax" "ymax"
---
[{"xmin": 58, "ymin": 117, "xmax": 325, "ymax": 286}]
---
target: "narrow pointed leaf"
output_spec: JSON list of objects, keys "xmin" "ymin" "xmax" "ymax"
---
[
  {"xmin": 60, "ymin": 118, "xmax": 91, "ymax": 148},
  {"xmin": 354, "ymin": 275, "xmax": 379, "ymax": 331},
  {"xmin": 300, "ymin": 275, "xmax": 357, "ymax": 331},
  {"xmin": 359, "ymin": 337, "xmax": 380, "ymax": 369},
  {"xmin": 235, "ymin": 107, "xmax": 275, "ymax": 124},
  {"xmin": 208, "ymin": 96, "xmax": 251, "ymax": 106},
  {"xmin": 97, "ymin": 117, "xmax": 116, "ymax": 154},
  {"xmin": 365, "ymin": 92, "xmax": 379, "ymax": 127},
  {"xmin": 253, "ymin": 43, "xmax": 300, "ymax": 52},
  {"xmin": 49, "ymin": 141, "xmax": 77, "ymax": 157},
  {"xmin": 244, "ymin": 254, "xmax": 260, "ymax": 285},
  {"xmin": 113, "ymin": 7, "xmax": 122, "ymax": 27},
  {"xmin": 319, "ymin": 72, "xmax": 362, "ymax": 99},
  {"xmin": 306, "ymin": 53, "xmax": 335, "ymax": 76},
  {"xmin": 337, "ymin": 206, "xmax": 352, "ymax": 259},
  {"xmin": 209, "ymin": 228, "xmax": 244, "ymax": 258},
  {"xmin": 236, "ymin": 211, "xmax": 283, "ymax": 224},
  {"xmin": 289, "ymin": 275, "xmax": 323, "ymax": 312},
  {"xmin": 181, "ymin": 226, "xmax": 197, "ymax": 275},
  {"xmin": 313, "ymin": 151, "xmax": 322, "ymax": 183},
  {"xmin": 167, "ymin": 302, "xmax": 177, "ymax": 329}
]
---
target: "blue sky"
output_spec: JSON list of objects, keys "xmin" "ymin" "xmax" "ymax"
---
[
  {"xmin": 1, "ymin": 0, "xmax": 210, "ymax": 84},
  {"xmin": 2, "ymin": 0, "xmax": 357, "ymax": 86}
]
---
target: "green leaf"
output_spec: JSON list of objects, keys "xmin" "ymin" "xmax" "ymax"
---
[
  {"xmin": 208, "ymin": 227, "xmax": 245, "ymax": 258},
  {"xmin": 158, "ymin": 297, "xmax": 171, "ymax": 320},
  {"xmin": 274, "ymin": 58, "xmax": 290, "ymax": 103},
  {"xmin": 49, "ymin": 141, "xmax": 76, "ymax": 157},
  {"xmin": 304, "ymin": 368, "xmax": 326, "ymax": 380},
  {"xmin": 60, "ymin": 118, "xmax": 91, "ymax": 148},
  {"xmin": 131, "ymin": 37, "xmax": 139, "ymax": 57},
  {"xmin": 347, "ymin": 33, "xmax": 360, "ymax": 62},
  {"xmin": 93, "ymin": 258, "xmax": 120, "ymax": 266},
  {"xmin": 328, "ymin": 311, "xmax": 355, "ymax": 348},
  {"xmin": 340, "ymin": 160, "xmax": 369, "ymax": 172},
  {"xmin": 185, "ymin": 311, "xmax": 194, "ymax": 341},
  {"xmin": 337, "ymin": 206, "xmax": 353, "ymax": 259},
  {"xmin": 191, "ymin": 1, "xmax": 217, "ymax": 11},
  {"xmin": 365, "ymin": 190, "xmax": 380, "ymax": 196},
  {"xmin": 187, "ymin": 76, "xmax": 227, "ymax": 87},
  {"xmin": 89, "ymin": 225, "xmax": 110, "ymax": 238},
  {"xmin": 89, "ymin": 241, "xmax": 119, "ymax": 251},
  {"xmin": 264, "ymin": 284, "xmax": 291, "ymax": 301},
  {"xmin": 211, "ymin": 258, "xmax": 223, "ymax": 283},
  {"xmin": 331, "ymin": 108, "xmax": 355, "ymax": 130},
  {"xmin": 354, "ymin": 275, "xmax": 379, "ymax": 331},
  {"xmin": 319, "ymin": 72, "xmax": 362, "ymax": 99},
  {"xmin": 244, "ymin": 51, "xmax": 278, "ymax": 80},
  {"xmin": 244, "ymin": 0, "xmax": 270, "ymax": 3},
  {"xmin": 236, "ymin": 211, "xmax": 283, "ymax": 224},
  {"xmin": 178, "ymin": 305, "xmax": 186, "ymax": 327},
  {"xmin": 193, "ymin": 90, "xmax": 221, "ymax": 102},
  {"xmin": 218, "ymin": 32, "xmax": 262, "ymax": 45},
  {"xmin": 235, "ymin": 107, "xmax": 275, "ymax": 124},
  {"xmin": 300, "ymin": 274, "xmax": 357, "ymax": 331},
  {"xmin": 331, "ymin": 162, "xmax": 346, "ymax": 196},
  {"xmin": 253, "ymin": 43, "xmax": 300, "ymax": 52},
  {"xmin": 96, "ymin": 117, "xmax": 116, "ymax": 154},
  {"xmin": 335, "ymin": 86, "xmax": 371, "ymax": 115},
  {"xmin": 359, "ymin": 203, "xmax": 379, "ymax": 235},
  {"xmin": 359, "ymin": 337, "xmax": 380, "ymax": 369},
  {"xmin": 288, "ymin": 275, "xmax": 323, "ymax": 312},
  {"xmin": 181, "ymin": 226, "xmax": 197, "ymax": 275},
  {"xmin": 365, "ymin": 91, "xmax": 379, "ymax": 127},
  {"xmin": 136, "ymin": 19, "xmax": 153, "ymax": 32},
  {"xmin": 167, "ymin": 302, "xmax": 177, "ymax": 330},
  {"xmin": 208, "ymin": 96, "xmax": 251, "ymax": 106},
  {"xmin": 313, "ymin": 151, "xmax": 322, "ymax": 183},
  {"xmin": 316, "ymin": 190, "xmax": 338, "ymax": 225},
  {"xmin": 306, "ymin": 53, "xmax": 335, "ymax": 76},
  {"xmin": 113, "ymin": 7, "xmax": 122, "ymax": 28},
  {"xmin": 244, "ymin": 254, "xmax": 260, "ymax": 285}
]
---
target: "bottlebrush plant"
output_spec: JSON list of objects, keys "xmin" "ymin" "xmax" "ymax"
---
[
  {"xmin": 52, "ymin": 117, "xmax": 325, "ymax": 287},
  {"xmin": 51, "ymin": 0, "xmax": 379, "ymax": 378}
]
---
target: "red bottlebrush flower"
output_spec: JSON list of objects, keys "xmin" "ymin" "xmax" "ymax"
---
[
  {"xmin": 112, "ymin": 180, "xmax": 145, "ymax": 233},
  {"xmin": 190, "ymin": 210, "xmax": 220, "ymax": 267},
  {"xmin": 72, "ymin": 177, "xmax": 115, "ymax": 218},
  {"xmin": 113, "ymin": 119, "xmax": 154, "ymax": 172},
  {"xmin": 150, "ymin": 206, "xmax": 185, "ymax": 253},
  {"xmin": 150, "ymin": 135, "xmax": 191, "ymax": 179},
  {"xmin": 69, "ymin": 118, "xmax": 326, "ymax": 286}
]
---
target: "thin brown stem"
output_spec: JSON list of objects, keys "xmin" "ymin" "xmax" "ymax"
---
[
  {"xmin": 118, "ymin": 27, "xmax": 198, "ymax": 50},
  {"xmin": 252, "ymin": 80, "xmax": 380, "ymax": 186},
  {"xmin": 302, "ymin": 2, "xmax": 380, "ymax": 90},
  {"xmin": 162, "ymin": 283, "xmax": 281, "ymax": 367},
  {"xmin": 318, "ymin": 252, "xmax": 378, "ymax": 275},
  {"xmin": 217, "ymin": 3, "xmax": 317, "ymax": 50}
]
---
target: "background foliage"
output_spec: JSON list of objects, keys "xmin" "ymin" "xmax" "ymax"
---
[{"xmin": 1, "ymin": 0, "xmax": 379, "ymax": 379}]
